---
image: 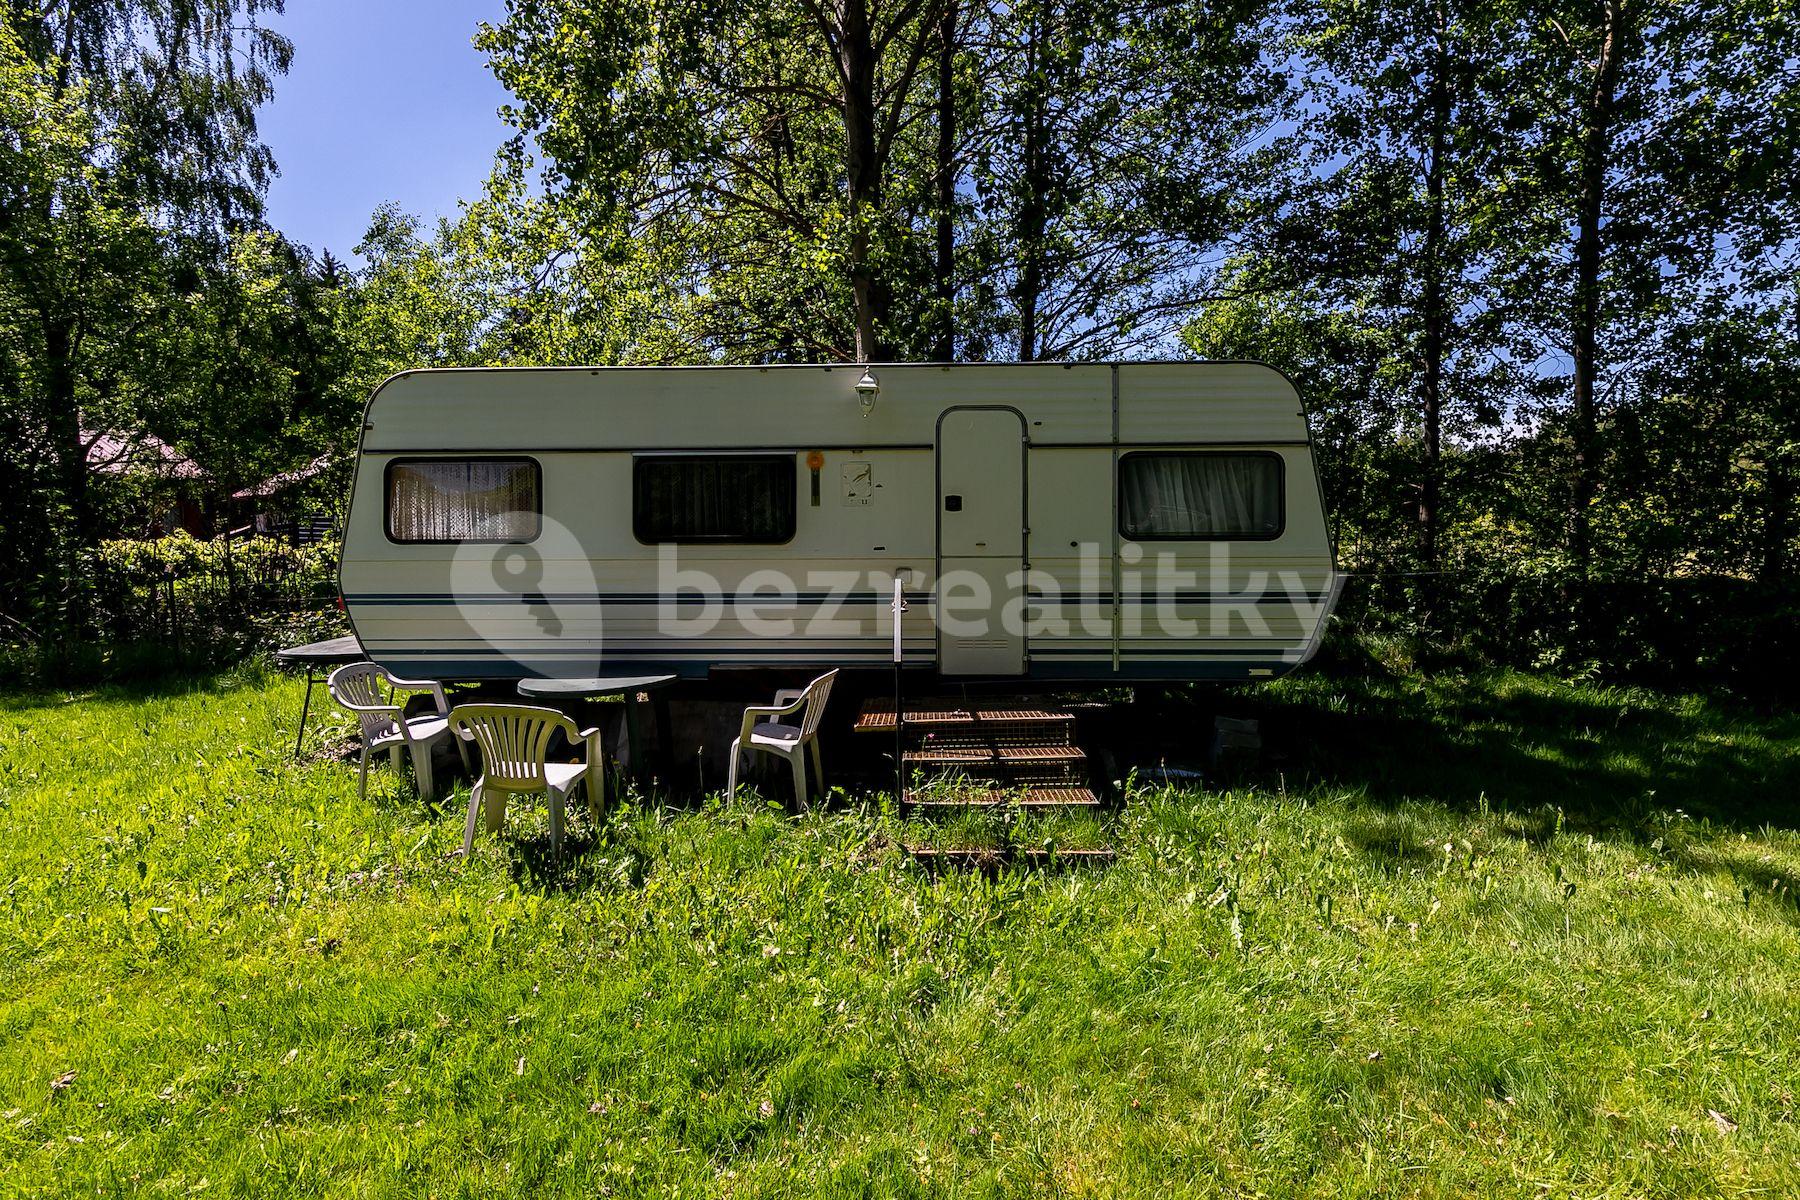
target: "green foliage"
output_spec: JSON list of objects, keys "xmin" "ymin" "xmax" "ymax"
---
[
  {"xmin": 1332, "ymin": 563, "xmax": 1800, "ymax": 695},
  {"xmin": 475, "ymin": 0, "xmax": 1290, "ymax": 363},
  {"xmin": 154, "ymin": 229, "xmax": 362, "ymax": 493},
  {"xmin": 6, "ymin": 0, "xmax": 292, "ymax": 227},
  {"xmin": 2, "ymin": 665, "xmax": 1799, "ymax": 1193},
  {"xmin": 0, "ymin": 1, "xmax": 354, "ymax": 653},
  {"xmin": 1479, "ymin": 0, "xmax": 1799, "ymax": 568},
  {"xmin": 4, "ymin": 0, "xmax": 1797, "ymax": 686},
  {"xmin": 1182, "ymin": 1, "xmax": 1799, "ymax": 659},
  {"xmin": 334, "ymin": 161, "xmax": 662, "ymax": 380},
  {"xmin": 0, "ymin": 534, "xmax": 344, "ymax": 684},
  {"xmin": 1602, "ymin": 300, "xmax": 1800, "ymax": 585},
  {"xmin": 961, "ymin": 0, "xmax": 1290, "ymax": 360},
  {"xmin": 479, "ymin": 0, "xmax": 935, "ymax": 361},
  {"xmin": 1257, "ymin": 0, "xmax": 1523, "ymax": 567}
]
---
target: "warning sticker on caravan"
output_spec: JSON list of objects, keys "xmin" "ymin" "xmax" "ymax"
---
[{"xmin": 842, "ymin": 461, "xmax": 873, "ymax": 505}]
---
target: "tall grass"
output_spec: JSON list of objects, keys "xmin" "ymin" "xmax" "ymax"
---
[{"xmin": 1, "ymin": 662, "xmax": 1797, "ymax": 1196}]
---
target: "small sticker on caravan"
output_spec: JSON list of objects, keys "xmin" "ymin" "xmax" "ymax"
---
[{"xmin": 842, "ymin": 461, "xmax": 873, "ymax": 505}]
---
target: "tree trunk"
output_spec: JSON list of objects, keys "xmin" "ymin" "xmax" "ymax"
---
[
  {"xmin": 1569, "ymin": 0, "xmax": 1626, "ymax": 577},
  {"xmin": 1764, "ymin": 451, "xmax": 1794, "ymax": 588},
  {"xmin": 1417, "ymin": 4, "xmax": 1451, "ymax": 573},
  {"xmin": 931, "ymin": 0, "xmax": 957, "ymax": 362},
  {"xmin": 1014, "ymin": 10, "xmax": 1048, "ymax": 362},
  {"xmin": 837, "ymin": 0, "xmax": 883, "ymax": 362},
  {"xmin": 42, "ymin": 315, "xmax": 89, "ymax": 545},
  {"xmin": 1766, "ymin": 296, "xmax": 1796, "ymax": 587}
]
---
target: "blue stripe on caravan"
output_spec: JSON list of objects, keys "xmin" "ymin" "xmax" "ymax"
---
[
  {"xmin": 366, "ymin": 658, "xmax": 913, "ymax": 680},
  {"xmin": 1028, "ymin": 592, "xmax": 1330, "ymax": 605},
  {"xmin": 366, "ymin": 648, "xmax": 1288, "ymax": 661},
  {"xmin": 1026, "ymin": 660, "xmax": 1295, "ymax": 681},
  {"xmin": 344, "ymin": 592, "xmax": 900, "ymax": 606},
  {"xmin": 344, "ymin": 591, "xmax": 1331, "ymax": 607},
  {"xmin": 364, "ymin": 656, "xmax": 1296, "ymax": 682},
  {"xmin": 360, "ymin": 637, "xmax": 935, "ymax": 646},
  {"xmin": 368, "ymin": 644, "xmax": 1289, "ymax": 659},
  {"xmin": 363, "ymin": 660, "xmax": 713, "ymax": 680},
  {"xmin": 1030, "ymin": 646, "xmax": 1300, "ymax": 658}
]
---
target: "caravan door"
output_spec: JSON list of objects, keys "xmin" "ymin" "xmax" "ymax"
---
[{"xmin": 936, "ymin": 407, "xmax": 1028, "ymax": 675}]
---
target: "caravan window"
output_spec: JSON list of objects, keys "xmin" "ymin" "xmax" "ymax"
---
[
  {"xmin": 634, "ymin": 455, "xmax": 796, "ymax": 544},
  {"xmin": 1119, "ymin": 452, "xmax": 1284, "ymax": 540},
  {"xmin": 386, "ymin": 459, "xmax": 541, "ymax": 543}
]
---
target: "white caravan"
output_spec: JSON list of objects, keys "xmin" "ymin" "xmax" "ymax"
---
[{"xmin": 339, "ymin": 362, "xmax": 1341, "ymax": 684}]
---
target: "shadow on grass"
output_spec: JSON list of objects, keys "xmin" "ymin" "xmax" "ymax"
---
[
  {"xmin": 1113, "ymin": 646, "xmax": 1799, "ymax": 836},
  {"xmin": 496, "ymin": 828, "xmax": 621, "ymax": 891},
  {"xmin": 484, "ymin": 803, "xmax": 657, "ymax": 893},
  {"xmin": 0, "ymin": 660, "xmax": 285, "ymax": 712}
]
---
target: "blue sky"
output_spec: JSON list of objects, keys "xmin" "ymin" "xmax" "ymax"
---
[{"xmin": 258, "ymin": 0, "xmax": 514, "ymax": 262}]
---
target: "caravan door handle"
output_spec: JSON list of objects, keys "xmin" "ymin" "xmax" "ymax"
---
[{"xmin": 943, "ymin": 495, "xmax": 963, "ymax": 512}]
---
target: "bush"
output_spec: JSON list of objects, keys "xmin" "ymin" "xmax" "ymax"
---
[
  {"xmin": 1331, "ymin": 562, "xmax": 1799, "ymax": 697},
  {"xmin": 1, "ymin": 532, "xmax": 345, "ymax": 684}
]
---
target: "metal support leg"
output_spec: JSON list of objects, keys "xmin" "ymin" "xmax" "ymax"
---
[
  {"xmin": 586, "ymin": 745, "xmax": 607, "ymax": 829},
  {"xmin": 624, "ymin": 694, "xmax": 646, "ymax": 790},
  {"xmin": 294, "ymin": 672, "xmax": 318, "ymax": 759},
  {"xmin": 653, "ymin": 692, "xmax": 674, "ymax": 788}
]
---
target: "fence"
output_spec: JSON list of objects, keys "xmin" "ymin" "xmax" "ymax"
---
[{"xmin": 3, "ymin": 532, "xmax": 346, "ymax": 681}]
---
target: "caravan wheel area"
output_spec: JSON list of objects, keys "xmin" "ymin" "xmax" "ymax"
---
[{"xmin": 339, "ymin": 362, "xmax": 1341, "ymax": 686}]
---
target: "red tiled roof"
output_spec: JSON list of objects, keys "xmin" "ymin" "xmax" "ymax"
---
[{"xmin": 84, "ymin": 429, "xmax": 206, "ymax": 481}]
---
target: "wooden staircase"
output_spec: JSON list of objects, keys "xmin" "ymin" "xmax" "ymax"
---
[{"xmin": 853, "ymin": 701, "xmax": 1102, "ymax": 811}]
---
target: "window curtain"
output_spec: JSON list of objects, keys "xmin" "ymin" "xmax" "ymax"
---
[
  {"xmin": 635, "ymin": 457, "xmax": 795, "ymax": 542},
  {"xmin": 388, "ymin": 461, "xmax": 539, "ymax": 541},
  {"xmin": 1120, "ymin": 455, "xmax": 1281, "ymax": 539}
]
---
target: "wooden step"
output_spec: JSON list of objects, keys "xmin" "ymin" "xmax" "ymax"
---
[
  {"xmin": 855, "ymin": 702, "xmax": 1075, "ymax": 734},
  {"xmin": 910, "ymin": 725, "xmax": 1076, "ymax": 749},
  {"xmin": 902, "ymin": 744, "xmax": 1085, "ymax": 766},
  {"xmin": 905, "ymin": 785, "xmax": 1100, "ymax": 810}
]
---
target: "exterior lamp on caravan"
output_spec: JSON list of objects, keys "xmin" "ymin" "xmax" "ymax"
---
[{"xmin": 854, "ymin": 368, "xmax": 880, "ymax": 415}]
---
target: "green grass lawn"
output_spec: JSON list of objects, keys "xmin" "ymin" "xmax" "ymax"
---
[{"xmin": 2, "ymin": 657, "xmax": 1798, "ymax": 1197}]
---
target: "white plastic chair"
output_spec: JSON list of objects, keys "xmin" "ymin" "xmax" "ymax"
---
[
  {"xmin": 328, "ymin": 662, "xmax": 469, "ymax": 802},
  {"xmin": 448, "ymin": 703, "xmax": 604, "ymax": 861},
  {"xmin": 726, "ymin": 670, "xmax": 838, "ymax": 808}
]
